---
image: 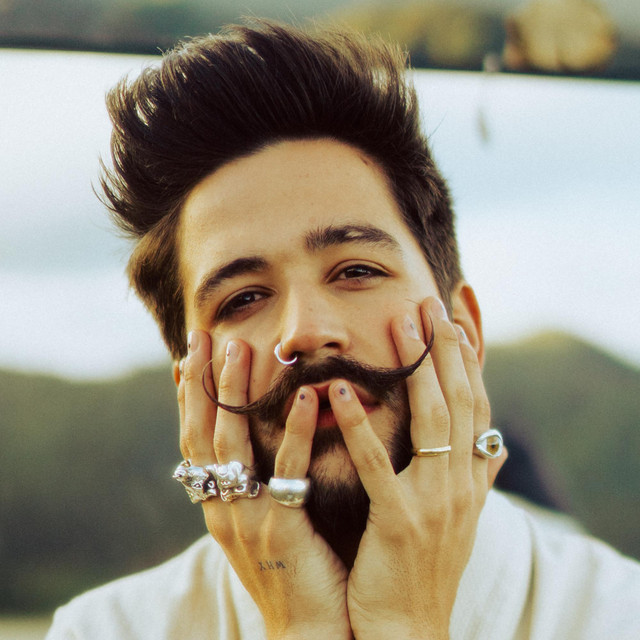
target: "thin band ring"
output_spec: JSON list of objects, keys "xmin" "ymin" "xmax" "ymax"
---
[
  {"xmin": 411, "ymin": 445, "xmax": 452, "ymax": 457},
  {"xmin": 274, "ymin": 342, "xmax": 298, "ymax": 365}
]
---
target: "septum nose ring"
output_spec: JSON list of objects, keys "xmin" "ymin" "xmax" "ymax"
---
[{"xmin": 274, "ymin": 343, "xmax": 298, "ymax": 365}]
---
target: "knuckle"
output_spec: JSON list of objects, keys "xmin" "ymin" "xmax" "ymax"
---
[
  {"xmin": 207, "ymin": 518, "xmax": 233, "ymax": 546},
  {"xmin": 421, "ymin": 501, "xmax": 448, "ymax": 531},
  {"xmin": 452, "ymin": 488, "xmax": 473, "ymax": 517},
  {"xmin": 283, "ymin": 418, "xmax": 308, "ymax": 438},
  {"xmin": 182, "ymin": 356, "xmax": 203, "ymax": 384},
  {"xmin": 359, "ymin": 444, "xmax": 390, "ymax": 472},
  {"xmin": 454, "ymin": 383, "xmax": 474, "ymax": 415},
  {"xmin": 386, "ymin": 515, "xmax": 419, "ymax": 545},
  {"xmin": 216, "ymin": 376, "xmax": 234, "ymax": 399},
  {"xmin": 276, "ymin": 459, "xmax": 303, "ymax": 478},
  {"xmin": 179, "ymin": 440, "xmax": 190, "ymax": 460},
  {"xmin": 233, "ymin": 526, "xmax": 259, "ymax": 549},
  {"xmin": 420, "ymin": 354, "xmax": 436, "ymax": 372},
  {"xmin": 429, "ymin": 401, "xmax": 451, "ymax": 432},
  {"xmin": 340, "ymin": 408, "xmax": 369, "ymax": 432},
  {"xmin": 461, "ymin": 344, "xmax": 480, "ymax": 366},
  {"xmin": 474, "ymin": 394, "xmax": 491, "ymax": 424},
  {"xmin": 437, "ymin": 321, "xmax": 459, "ymax": 346},
  {"xmin": 212, "ymin": 432, "xmax": 233, "ymax": 461},
  {"xmin": 179, "ymin": 423, "xmax": 196, "ymax": 459}
]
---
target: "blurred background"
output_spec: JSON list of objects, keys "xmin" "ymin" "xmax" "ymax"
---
[{"xmin": 1, "ymin": 1, "xmax": 639, "ymax": 637}]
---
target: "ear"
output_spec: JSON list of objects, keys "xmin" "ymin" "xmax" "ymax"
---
[
  {"xmin": 451, "ymin": 281, "xmax": 485, "ymax": 368},
  {"xmin": 172, "ymin": 360, "xmax": 182, "ymax": 388}
]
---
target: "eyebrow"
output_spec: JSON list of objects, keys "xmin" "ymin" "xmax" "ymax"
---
[
  {"xmin": 305, "ymin": 224, "xmax": 401, "ymax": 252},
  {"xmin": 194, "ymin": 256, "xmax": 267, "ymax": 310},
  {"xmin": 192, "ymin": 223, "xmax": 402, "ymax": 311}
]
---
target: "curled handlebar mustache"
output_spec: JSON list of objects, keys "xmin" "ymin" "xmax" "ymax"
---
[{"xmin": 201, "ymin": 318, "xmax": 434, "ymax": 423}]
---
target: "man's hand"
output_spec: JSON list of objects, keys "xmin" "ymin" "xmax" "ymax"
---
[
  {"xmin": 329, "ymin": 297, "xmax": 506, "ymax": 639},
  {"xmin": 178, "ymin": 330, "xmax": 351, "ymax": 640}
]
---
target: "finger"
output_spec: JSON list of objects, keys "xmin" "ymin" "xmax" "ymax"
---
[
  {"xmin": 390, "ymin": 312, "xmax": 450, "ymax": 491},
  {"xmin": 421, "ymin": 299, "xmax": 473, "ymax": 475},
  {"xmin": 329, "ymin": 380, "xmax": 399, "ymax": 506},
  {"xmin": 487, "ymin": 446, "xmax": 508, "ymax": 489},
  {"xmin": 454, "ymin": 324, "xmax": 491, "ymax": 490},
  {"xmin": 180, "ymin": 330, "xmax": 217, "ymax": 465},
  {"xmin": 177, "ymin": 359, "xmax": 186, "ymax": 428},
  {"xmin": 390, "ymin": 312, "xmax": 450, "ymax": 452},
  {"xmin": 213, "ymin": 339, "xmax": 254, "ymax": 466},
  {"xmin": 273, "ymin": 386, "xmax": 317, "ymax": 479}
]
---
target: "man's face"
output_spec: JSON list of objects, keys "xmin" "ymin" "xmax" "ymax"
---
[{"xmin": 179, "ymin": 138, "xmax": 441, "ymax": 490}]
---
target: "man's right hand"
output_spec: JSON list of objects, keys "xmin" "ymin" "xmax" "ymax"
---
[{"xmin": 177, "ymin": 330, "xmax": 351, "ymax": 640}]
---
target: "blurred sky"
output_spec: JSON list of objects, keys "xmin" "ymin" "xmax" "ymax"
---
[{"xmin": 1, "ymin": 49, "xmax": 639, "ymax": 379}]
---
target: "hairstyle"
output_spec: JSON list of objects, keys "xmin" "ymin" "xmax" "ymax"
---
[{"xmin": 101, "ymin": 19, "xmax": 461, "ymax": 360}]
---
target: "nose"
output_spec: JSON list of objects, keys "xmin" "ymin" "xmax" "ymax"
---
[{"xmin": 277, "ymin": 287, "xmax": 350, "ymax": 362}]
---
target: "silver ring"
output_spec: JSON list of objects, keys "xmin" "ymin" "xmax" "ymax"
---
[
  {"xmin": 210, "ymin": 460, "xmax": 260, "ymax": 502},
  {"xmin": 268, "ymin": 477, "xmax": 311, "ymax": 508},
  {"xmin": 274, "ymin": 342, "xmax": 298, "ymax": 365},
  {"xmin": 173, "ymin": 459, "xmax": 218, "ymax": 503},
  {"xmin": 474, "ymin": 429, "xmax": 504, "ymax": 459},
  {"xmin": 411, "ymin": 445, "xmax": 452, "ymax": 457}
]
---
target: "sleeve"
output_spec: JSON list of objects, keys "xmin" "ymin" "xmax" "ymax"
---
[{"xmin": 519, "ymin": 510, "xmax": 640, "ymax": 640}]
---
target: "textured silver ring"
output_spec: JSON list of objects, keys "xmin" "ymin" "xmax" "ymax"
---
[
  {"xmin": 274, "ymin": 343, "xmax": 298, "ymax": 365},
  {"xmin": 172, "ymin": 459, "xmax": 219, "ymax": 503},
  {"xmin": 474, "ymin": 429, "xmax": 504, "ymax": 459},
  {"xmin": 210, "ymin": 460, "xmax": 260, "ymax": 502},
  {"xmin": 268, "ymin": 477, "xmax": 311, "ymax": 508}
]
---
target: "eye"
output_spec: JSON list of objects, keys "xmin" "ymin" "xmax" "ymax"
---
[
  {"xmin": 216, "ymin": 290, "xmax": 268, "ymax": 321},
  {"xmin": 334, "ymin": 263, "xmax": 388, "ymax": 282}
]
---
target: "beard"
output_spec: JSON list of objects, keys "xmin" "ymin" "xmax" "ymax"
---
[
  {"xmin": 249, "ymin": 382, "xmax": 412, "ymax": 565},
  {"xmin": 200, "ymin": 336, "xmax": 433, "ymax": 565}
]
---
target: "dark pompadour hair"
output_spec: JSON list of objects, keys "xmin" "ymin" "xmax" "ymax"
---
[{"xmin": 101, "ymin": 19, "xmax": 461, "ymax": 360}]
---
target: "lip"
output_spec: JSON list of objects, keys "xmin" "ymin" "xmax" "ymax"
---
[{"xmin": 306, "ymin": 381, "xmax": 379, "ymax": 429}]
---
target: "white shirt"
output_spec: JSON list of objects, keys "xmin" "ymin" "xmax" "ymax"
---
[{"xmin": 46, "ymin": 491, "xmax": 640, "ymax": 639}]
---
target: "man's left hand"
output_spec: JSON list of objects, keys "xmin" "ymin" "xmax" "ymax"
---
[{"xmin": 328, "ymin": 296, "xmax": 506, "ymax": 639}]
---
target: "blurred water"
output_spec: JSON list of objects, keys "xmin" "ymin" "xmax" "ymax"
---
[{"xmin": 0, "ymin": 50, "xmax": 639, "ymax": 378}]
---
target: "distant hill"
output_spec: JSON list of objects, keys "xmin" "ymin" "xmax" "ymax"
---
[
  {"xmin": 484, "ymin": 331, "xmax": 640, "ymax": 559},
  {"xmin": 1, "ymin": 331, "xmax": 638, "ymax": 612}
]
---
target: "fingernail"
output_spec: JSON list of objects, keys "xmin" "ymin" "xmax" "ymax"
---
[
  {"xmin": 402, "ymin": 315, "xmax": 421, "ymax": 340},
  {"xmin": 178, "ymin": 358, "xmax": 185, "ymax": 376},
  {"xmin": 297, "ymin": 387, "xmax": 309, "ymax": 403},
  {"xmin": 226, "ymin": 340, "xmax": 239, "ymax": 362},
  {"xmin": 455, "ymin": 324, "xmax": 470, "ymax": 345},
  {"xmin": 430, "ymin": 298, "xmax": 448, "ymax": 320},
  {"xmin": 187, "ymin": 331, "xmax": 199, "ymax": 352},
  {"xmin": 334, "ymin": 382, "xmax": 351, "ymax": 401}
]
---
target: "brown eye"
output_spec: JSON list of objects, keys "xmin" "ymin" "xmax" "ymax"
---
[
  {"xmin": 217, "ymin": 290, "xmax": 266, "ymax": 320},
  {"xmin": 337, "ymin": 264, "xmax": 386, "ymax": 280}
]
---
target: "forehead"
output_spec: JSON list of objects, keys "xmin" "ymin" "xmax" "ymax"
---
[{"xmin": 178, "ymin": 138, "xmax": 426, "ymax": 291}]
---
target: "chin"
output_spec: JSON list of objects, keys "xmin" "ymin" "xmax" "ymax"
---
[
  {"xmin": 249, "ymin": 392, "xmax": 412, "ymax": 558},
  {"xmin": 307, "ymin": 439, "xmax": 361, "ymax": 490}
]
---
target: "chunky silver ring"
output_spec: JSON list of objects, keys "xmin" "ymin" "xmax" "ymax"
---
[
  {"xmin": 268, "ymin": 477, "xmax": 311, "ymax": 508},
  {"xmin": 210, "ymin": 460, "xmax": 260, "ymax": 502},
  {"xmin": 274, "ymin": 342, "xmax": 298, "ymax": 365},
  {"xmin": 474, "ymin": 429, "xmax": 504, "ymax": 459},
  {"xmin": 173, "ymin": 459, "xmax": 218, "ymax": 503},
  {"xmin": 411, "ymin": 445, "xmax": 452, "ymax": 457}
]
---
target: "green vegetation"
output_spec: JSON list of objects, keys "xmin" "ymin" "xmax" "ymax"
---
[
  {"xmin": 1, "ymin": 331, "xmax": 638, "ymax": 613},
  {"xmin": 484, "ymin": 331, "xmax": 640, "ymax": 558}
]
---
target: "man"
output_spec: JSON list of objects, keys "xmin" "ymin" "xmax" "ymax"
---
[{"xmin": 47, "ymin": 19, "xmax": 639, "ymax": 639}]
